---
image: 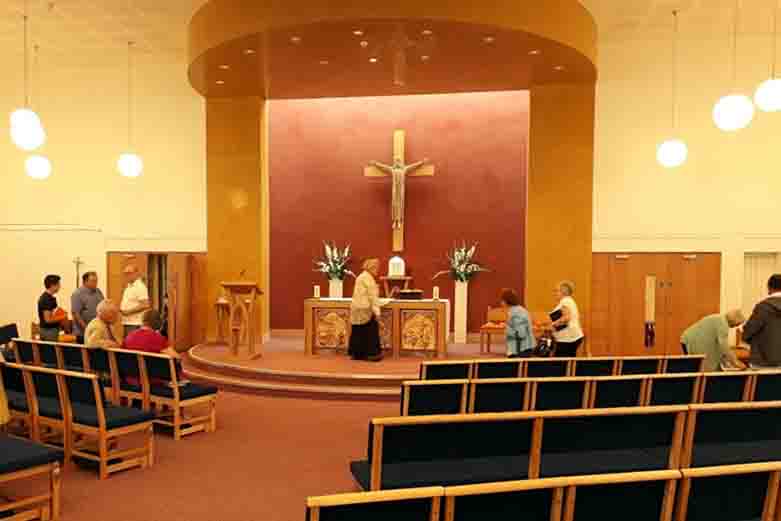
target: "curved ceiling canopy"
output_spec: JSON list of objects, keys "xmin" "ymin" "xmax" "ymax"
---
[{"xmin": 188, "ymin": 1, "xmax": 597, "ymax": 99}]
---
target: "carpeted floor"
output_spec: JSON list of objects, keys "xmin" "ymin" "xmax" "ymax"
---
[{"xmin": 3, "ymin": 392, "xmax": 397, "ymax": 521}]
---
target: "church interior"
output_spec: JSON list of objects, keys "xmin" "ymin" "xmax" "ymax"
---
[{"xmin": 3, "ymin": 0, "xmax": 781, "ymax": 520}]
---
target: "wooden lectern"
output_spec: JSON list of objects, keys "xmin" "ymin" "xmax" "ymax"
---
[{"xmin": 221, "ymin": 282, "xmax": 263, "ymax": 359}]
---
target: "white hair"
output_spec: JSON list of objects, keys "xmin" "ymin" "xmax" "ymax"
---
[
  {"xmin": 97, "ymin": 299, "xmax": 117, "ymax": 316},
  {"xmin": 726, "ymin": 309, "xmax": 745, "ymax": 327}
]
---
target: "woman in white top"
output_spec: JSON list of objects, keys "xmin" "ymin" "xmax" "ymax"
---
[
  {"xmin": 349, "ymin": 259, "xmax": 394, "ymax": 362},
  {"xmin": 550, "ymin": 280, "xmax": 585, "ymax": 357}
]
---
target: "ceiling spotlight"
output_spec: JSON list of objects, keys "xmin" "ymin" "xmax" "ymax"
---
[
  {"xmin": 360, "ymin": 40, "xmax": 369, "ymax": 48},
  {"xmin": 421, "ymin": 29, "xmax": 433, "ymax": 36},
  {"xmin": 319, "ymin": 59, "xmax": 330, "ymax": 65},
  {"xmin": 290, "ymin": 36, "xmax": 302, "ymax": 44},
  {"xmin": 483, "ymin": 36, "xmax": 496, "ymax": 44},
  {"xmin": 353, "ymin": 30, "xmax": 364, "ymax": 36},
  {"xmin": 528, "ymin": 49, "xmax": 541, "ymax": 55},
  {"xmin": 243, "ymin": 48, "xmax": 256, "ymax": 55},
  {"xmin": 218, "ymin": 64, "xmax": 230, "ymax": 70},
  {"xmin": 421, "ymin": 55, "xmax": 430, "ymax": 62},
  {"xmin": 215, "ymin": 80, "xmax": 225, "ymax": 85},
  {"xmin": 369, "ymin": 57, "xmax": 379, "ymax": 63}
]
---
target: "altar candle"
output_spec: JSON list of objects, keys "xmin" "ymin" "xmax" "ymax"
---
[
  {"xmin": 314, "ymin": 285, "xmax": 321, "ymax": 298},
  {"xmin": 433, "ymin": 286, "xmax": 440, "ymax": 300}
]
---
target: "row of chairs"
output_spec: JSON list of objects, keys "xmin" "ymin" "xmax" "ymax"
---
[
  {"xmin": 7, "ymin": 338, "xmax": 218, "ymax": 440},
  {"xmin": 308, "ymin": 464, "xmax": 781, "ymax": 521},
  {"xmin": 420, "ymin": 354, "xmax": 705, "ymax": 380},
  {"xmin": 349, "ymin": 401, "xmax": 781, "ymax": 491},
  {"xmin": 2, "ymin": 361, "xmax": 155, "ymax": 480},
  {"xmin": 401, "ymin": 370, "xmax": 781, "ymax": 416},
  {"xmin": 0, "ymin": 434, "xmax": 62, "ymax": 520}
]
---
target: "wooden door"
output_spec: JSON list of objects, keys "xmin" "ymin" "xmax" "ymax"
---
[
  {"xmin": 167, "ymin": 254, "xmax": 192, "ymax": 352},
  {"xmin": 590, "ymin": 254, "xmax": 610, "ymax": 355},
  {"xmin": 664, "ymin": 253, "xmax": 721, "ymax": 355},
  {"xmin": 190, "ymin": 253, "xmax": 208, "ymax": 346}
]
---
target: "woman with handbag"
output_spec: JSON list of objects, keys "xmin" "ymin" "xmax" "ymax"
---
[
  {"xmin": 501, "ymin": 289, "xmax": 535, "ymax": 358},
  {"xmin": 550, "ymin": 280, "xmax": 585, "ymax": 357}
]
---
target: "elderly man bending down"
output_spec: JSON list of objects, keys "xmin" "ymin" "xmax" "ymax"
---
[
  {"xmin": 680, "ymin": 310, "xmax": 746, "ymax": 371},
  {"xmin": 84, "ymin": 300, "xmax": 120, "ymax": 349}
]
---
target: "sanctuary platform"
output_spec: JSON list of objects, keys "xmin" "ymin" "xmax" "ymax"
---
[{"xmin": 183, "ymin": 337, "xmax": 487, "ymax": 401}]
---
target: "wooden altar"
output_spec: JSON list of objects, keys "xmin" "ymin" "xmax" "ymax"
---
[{"xmin": 304, "ymin": 298, "xmax": 450, "ymax": 359}]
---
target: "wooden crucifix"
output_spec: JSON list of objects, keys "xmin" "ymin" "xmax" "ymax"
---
[{"xmin": 364, "ymin": 130, "xmax": 435, "ymax": 252}]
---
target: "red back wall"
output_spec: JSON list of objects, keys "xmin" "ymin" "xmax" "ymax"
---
[{"xmin": 269, "ymin": 91, "xmax": 529, "ymax": 332}]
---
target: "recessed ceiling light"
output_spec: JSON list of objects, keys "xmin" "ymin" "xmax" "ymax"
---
[
  {"xmin": 483, "ymin": 36, "xmax": 496, "ymax": 44},
  {"xmin": 421, "ymin": 29, "xmax": 433, "ymax": 36},
  {"xmin": 528, "ymin": 49, "xmax": 541, "ymax": 55},
  {"xmin": 421, "ymin": 55, "xmax": 430, "ymax": 62},
  {"xmin": 360, "ymin": 40, "xmax": 369, "ymax": 48},
  {"xmin": 554, "ymin": 65, "xmax": 565, "ymax": 71},
  {"xmin": 290, "ymin": 36, "xmax": 302, "ymax": 44},
  {"xmin": 369, "ymin": 57, "xmax": 378, "ymax": 63},
  {"xmin": 218, "ymin": 64, "xmax": 230, "ymax": 70},
  {"xmin": 353, "ymin": 30, "xmax": 364, "ymax": 36},
  {"xmin": 215, "ymin": 80, "xmax": 225, "ymax": 85},
  {"xmin": 243, "ymin": 48, "xmax": 256, "ymax": 55},
  {"xmin": 319, "ymin": 59, "xmax": 330, "ymax": 65}
]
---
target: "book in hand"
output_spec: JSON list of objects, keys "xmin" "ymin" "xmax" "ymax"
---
[{"xmin": 549, "ymin": 309, "xmax": 567, "ymax": 332}]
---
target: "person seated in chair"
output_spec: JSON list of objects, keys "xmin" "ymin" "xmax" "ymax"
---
[
  {"xmin": 123, "ymin": 310, "xmax": 179, "ymax": 388},
  {"xmin": 501, "ymin": 288, "xmax": 535, "ymax": 358},
  {"xmin": 84, "ymin": 300, "xmax": 120, "ymax": 349},
  {"xmin": 681, "ymin": 309, "xmax": 746, "ymax": 371}
]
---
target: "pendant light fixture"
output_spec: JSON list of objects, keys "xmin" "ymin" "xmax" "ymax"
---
[
  {"xmin": 713, "ymin": 0, "xmax": 755, "ymax": 131},
  {"xmin": 117, "ymin": 40, "xmax": 143, "ymax": 178},
  {"xmin": 755, "ymin": 0, "xmax": 781, "ymax": 112},
  {"xmin": 10, "ymin": 0, "xmax": 46, "ymax": 151},
  {"xmin": 657, "ymin": 10, "xmax": 688, "ymax": 168}
]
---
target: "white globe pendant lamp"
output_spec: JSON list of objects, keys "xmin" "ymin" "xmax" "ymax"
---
[
  {"xmin": 10, "ymin": 0, "xmax": 46, "ymax": 152},
  {"xmin": 714, "ymin": 0, "xmax": 754, "ymax": 132},
  {"xmin": 754, "ymin": 1, "xmax": 781, "ymax": 112},
  {"xmin": 657, "ymin": 11, "xmax": 688, "ymax": 169},
  {"xmin": 118, "ymin": 41, "xmax": 143, "ymax": 178},
  {"xmin": 25, "ymin": 155, "xmax": 51, "ymax": 180}
]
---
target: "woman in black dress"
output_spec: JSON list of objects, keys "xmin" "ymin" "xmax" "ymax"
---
[{"xmin": 348, "ymin": 259, "xmax": 390, "ymax": 362}]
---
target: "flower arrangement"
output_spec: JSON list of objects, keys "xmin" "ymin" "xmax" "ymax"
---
[
  {"xmin": 432, "ymin": 242, "xmax": 489, "ymax": 283},
  {"xmin": 314, "ymin": 242, "xmax": 355, "ymax": 281}
]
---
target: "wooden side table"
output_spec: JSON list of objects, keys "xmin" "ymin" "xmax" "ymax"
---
[{"xmin": 380, "ymin": 276, "xmax": 412, "ymax": 297}]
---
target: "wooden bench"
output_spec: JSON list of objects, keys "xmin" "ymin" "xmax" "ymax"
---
[
  {"xmin": 350, "ymin": 406, "xmax": 687, "ymax": 490},
  {"xmin": 306, "ymin": 486, "xmax": 443, "ymax": 521},
  {"xmin": 0, "ymin": 435, "xmax": 62, "ymax": 520}
]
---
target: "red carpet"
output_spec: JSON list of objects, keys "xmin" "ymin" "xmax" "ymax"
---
[{"xmin": 3, "ymin": 392, "xmax": 396, "ymax": 521}]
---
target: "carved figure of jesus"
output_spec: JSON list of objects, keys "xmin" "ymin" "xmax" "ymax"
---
[{"xmin": 368, "ymin": 157, "xmax": 429, "ymax": 231}]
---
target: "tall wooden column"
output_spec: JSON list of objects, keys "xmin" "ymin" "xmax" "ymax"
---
[{"xmin": 206, "ymin": 97, "xmax": 270, "ymax": 343}]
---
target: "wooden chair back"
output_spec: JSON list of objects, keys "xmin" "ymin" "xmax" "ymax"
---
[
  {"xmin": 306, "ymin": 487, "xmax": 444, "ymax": 521},
  {"xmin": 401, "ymin": 380, "xmax": 469, "ymax": 416},
  {"xmin": 468, "ymin": 379, "xmax": 530, "ymax": 413},
  {"xmin": 473, "ymin": 359, "xmax": 523, "ymax": 379},
  {"xmin": 590, "ymin": 375, "xmax": 646, "ymax": 409},
  {"xmin": 697, "ymin": 372, "xmax": 752, "ymax": 404},
  {"xmin": 531, "ymin": 377, "xmax": 591, "ymax": 411},
  {"xmin": 485, "ymin": 307, "xmax": 507, "ymax": 324},
  {"xmin": 646, "ymin": 374, "xmax": 701, "ymax": 407},
  {"xmin": 420, "ymin": 361, "xmax": 473, "ymax": 380}
]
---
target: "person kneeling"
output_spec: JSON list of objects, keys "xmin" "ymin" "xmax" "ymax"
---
[{"xmin": 501, "ymin": 289, "xmax": 535, "ymax": 358}]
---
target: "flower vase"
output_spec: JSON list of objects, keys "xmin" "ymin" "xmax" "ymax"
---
[
  {"xmin": 454, "ymin": 280, "xmax": 469, "ymax": 344},
  {"xmin": 329, "ymin": 278, "xmax": 344, "ymax": 298}
]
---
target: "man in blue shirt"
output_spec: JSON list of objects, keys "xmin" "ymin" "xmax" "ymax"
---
[{"xmin": 71, "ymin": 271, "xmax": 105, "ymax": 344}]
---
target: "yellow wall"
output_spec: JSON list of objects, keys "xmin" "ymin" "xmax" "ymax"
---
[
  {"xmin": 593, "ymin": 33, "xmax": 781, "ymax": 314},
  {"xmin": 0, "ymin": 58, "xmax": 206, "ymax": 330},
  {"xmin": 528, "ymin": 83, "xmax": 595, "ymax": 320}
]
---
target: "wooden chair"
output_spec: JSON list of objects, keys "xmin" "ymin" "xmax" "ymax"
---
[
  {"xmin": 472, "ymin": 359, "xmax": 523, "ymax": 379},
  {"xmin": 618, "ymin": 357, "xmax": 665, "ymax": 375},
  {"xmin": 479, "ymin": 307, "xmax": 507, "ymax": 355},
  {"xmin": 572, "ymin": 357, "xmax": 618, "ymax": 377},
  {"xmin": 676, "ymin": 463, "xmax": 781, "ymax": 521},
  {"xmin": 749, "ymin": 369, "xmax": 781, "ymax": 402},
  {"xmin": 26, "ymin": 367, "xmax": 68, "ymax": 450},
  {"xmin": 663, "ymin": 355, "xmax": 705, "ymax": 374},
  {"xmin": 468, "ymin": 378, "xmax": 530, "ymax": 413},
  {"xmin": 420, "ymin": 360, "xmax": 473, "ymax": 380},
  {"xmin": 401, "ymin": 380, "xmax": 468, "ymax": 416},
  {"xmin": 444, "ymin": 476, "xmax": 565, "ymax": 521},
  {"xmin": 697, "ymin": 372, "xmax": 752, "ymax": 404},
  {"xmin": 530, "ymin": 377, "xmax": 591, "ymax": 411},
  {"xmin": 1, "ymin": 363, "xmax": 34, "ymax": 437},
  {"xmin": 306, "ymin": 487, "xmax": 444, "ymax": 521},
  {"xmin": 0, "ymin": 435, "xmax": 62, "ymax": 521},
  {"xmin": 589, "ymin": 375, "xmax": 647, "ymax": 409},
  {"xmin": 524, "ymin": 358, "xmax": 571, "ymax": 378},
  {"xmin": 110, "ymin": 348, "xmax": 149, "ymax": 410},
  {"xmin": 645, "ymin": 373, "xmax": 701, "ymax": 407}
]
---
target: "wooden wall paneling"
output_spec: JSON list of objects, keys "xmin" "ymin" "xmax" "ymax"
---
[
  {"xmin": 167, "ymin": 254, "xmax": 192, "ymax": 352},
  {"xmin": 590, "ymin": 253, "xmax": 610, "ymax": 355},
  {"xmin": 190, "ymin": 254, "xmax": 209, "ymax": 346}
]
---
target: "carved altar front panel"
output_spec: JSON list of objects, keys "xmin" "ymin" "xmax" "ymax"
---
[
  {"xmin": 401, "ymin": 310, "xmax": 437, "ymax": 352},
  {"xmin": 378, "ymin": 308, "xmax": 393, "ymax": 350},
  {"xmin": 314, "ymin": 309, "xmax": 349, "ymax": 349}
]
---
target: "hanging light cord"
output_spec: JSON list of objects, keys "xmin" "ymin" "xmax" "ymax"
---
[
  {"xmin": 772, "ymin": 0, "xmax": 779, "ymax": 77},
  {"xmin": 127, "ymin": 41, "xmax": 134, "ymax": 149},
  {"xmin": 672, "ymin": 10, "xmax": 679, "ymax": 131},
  {"xmin": 732, "ymin": 0, "xmax": 739, "ymax": 88},
  {"xmin": 23, "ymin": 0, "xmax": 30, "ymax": 107}
]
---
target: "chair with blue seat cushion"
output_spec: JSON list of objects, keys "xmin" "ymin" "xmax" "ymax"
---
[
  {"xmin": 111, "ymin": 349, "xmax": 147, "ymax": 409},
  {"xmin": 29, "ymin": 370, "xmax": 66, "ymax": 448},
  {"xmin": 525, "ymin": 359, "xmax": 569, "ymax": 378},
  {"xmin": 0, "ymin": 324, "xmax": 19, "ymax": 347},
  {"xmin": 678, "ymin": 464, "xmax": 781, "ymax": 521},
  {"xmin": 591, "ymin": 376, "xmax": 645, "ymax": 408},
  {"xmin": 144, "ymin": 351, "xmax": 218, "ymax": 440},
  {"xmin": 420, "ymin": 361, "xmax": 473, "ymax": 380},
  {"xmin": 752, "ymin": 371, "xmax": 781, "ymax": 402},
  {"xmin": 665, "ymin": 355, "xmax": 705, "ymax": 374},
  {"xmin": 473, "ymin": 360, "xmax": 522, "ymax": 379},
  {"xmin": 305, "ymin": 487, "xmax": 443, "ymax": 521},
  {"xmin": 570, "ymin": 471, "xmax": 679, "ymax": 521},
  {"xmin": 532, "ymin": 378, "xmax": 589, "ymax": 411},
  {"xmin": 469, "ymin": 379, "xmax": 528, "ymax": 413},
  {"xmin": 539, "ymin": 406, "xmax": 686, "ymax": 478},
  {"xmin": 350, "ymin": 413, "xmax": 536, "ymax": 490},
  {"xmin": 401, "ymin": 380, "xmax": 468, "ymax": 416},
  {"xmin": 647, "ymin": 374, "xmax": 700, "ymax": 406},
  {"xmin": 1, "ymin": 363, "xmax": 33, "ymax": 435},
  {"xmin": 59, "ymin": 342, "xmax": 87, "ymax": 371},
  {"xmin": 36, "ymin": 341, "xmax": 60, "ymax": 368},
  {"xmin": 11, "ymin": 339, "xmax": 37, "ymax": 364},
  {"xmin": 621, "ymin": 357, "xmax": 663, "ymax": 375},
  {"xmin": 573, "ymin": 358, "xmax": 616, "ymax": 377},
  {"xmin": 446, "ymin": 480, "xmax": 559, "ymax": 521},
  {"xmin": 63, "ymin": 371, "xmax": 154, "ymax": 479},
  {"xmin": 0, "ymin": 434, "xmax": 62, "ymax": 520},
  {"xmin": 699, "ymin": 373, "xmax": 751, "ymax": 404},
  {"xmin": 684, "ymin": 403, "xmax": 781, "ymax": 468}
]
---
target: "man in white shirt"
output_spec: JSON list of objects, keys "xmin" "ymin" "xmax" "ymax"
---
[{"xmin": 120, "ymin": 264, "xmax": 151, "ymax": 337}]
